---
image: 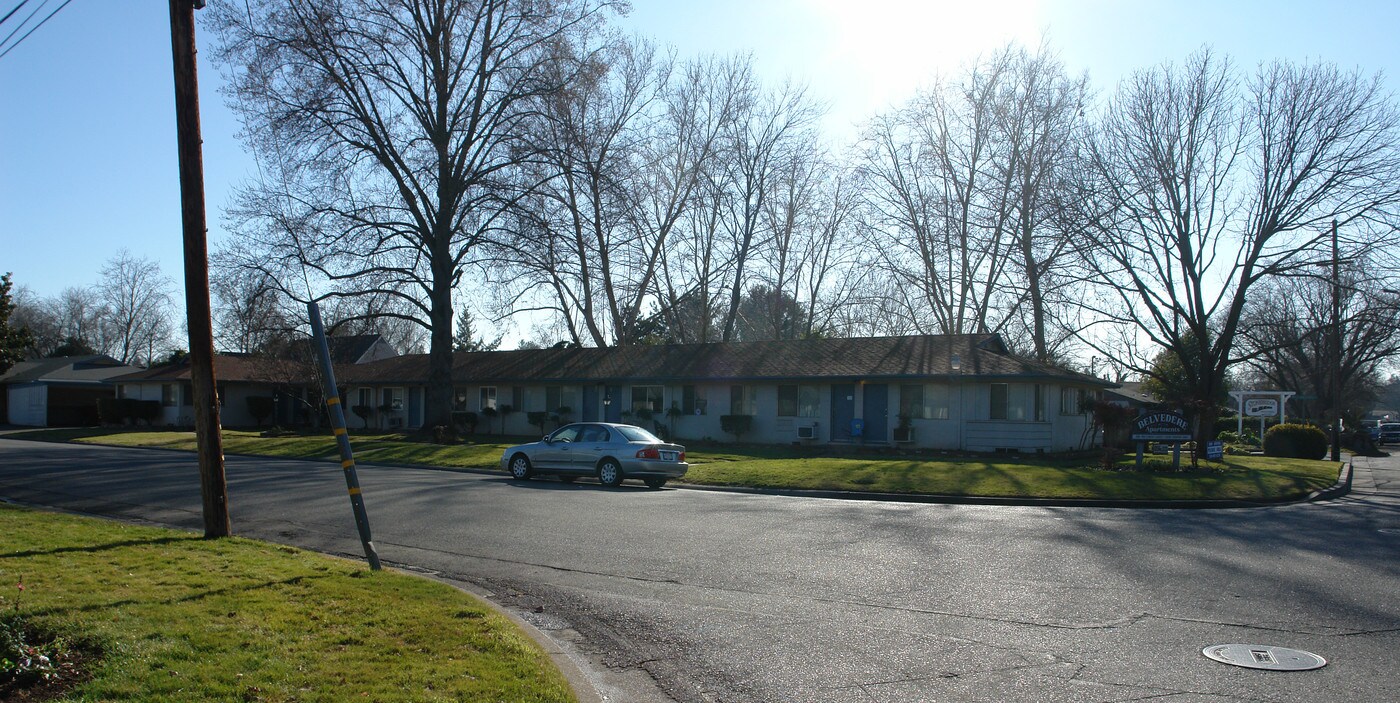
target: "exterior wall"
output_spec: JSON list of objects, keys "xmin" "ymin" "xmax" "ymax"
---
[
  {"xmin": 347, "ymin": 378, "xmax": 1102, "ymax": 452},
  {"xmin": 118, "ymin": 382, "xmax": 273, "ymax": 428},
  {"xmin": 6, "ymin": 384, "xmax": 47, "ymax": 427}
]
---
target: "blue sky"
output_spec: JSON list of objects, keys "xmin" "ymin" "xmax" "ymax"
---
[{"xmin": 1, "ymin": 0, "xmax": 1396, "ymax": 312}]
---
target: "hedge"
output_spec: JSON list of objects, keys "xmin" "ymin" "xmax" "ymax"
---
[{"xmin": 1263, "ymin": 423, "xmax": 1329, "ymax": 460}]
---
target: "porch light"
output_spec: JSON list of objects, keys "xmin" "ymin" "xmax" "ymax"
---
[{"xmin": 603, "ymin": 393, "xmax": 612, "ymax": 407}]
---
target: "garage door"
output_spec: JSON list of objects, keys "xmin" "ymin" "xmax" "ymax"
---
[{"xmin": 7, "ymin": 385, "xmax": 48, "ymax": 427}]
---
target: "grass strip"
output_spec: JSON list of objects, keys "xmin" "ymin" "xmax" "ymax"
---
[
  {"xmin": 0, "ymin": 504, "xmax": 575, "ymax": 702},
  {"xmin": 8, "ymin": 428, "xmax": 1341, "ymax": 501}
]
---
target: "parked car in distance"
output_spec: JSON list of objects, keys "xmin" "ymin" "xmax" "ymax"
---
[
  {"xmin": 1362, "ymin": 420, "xmax": 1380, "ymax": 441},
  {"xmin": 1378, "ymin": 423, "xmax": 1400, "ymax": 445},
  {"xmin": 500, "ymin": 422, "xmax": 688, "ymax": 488}
]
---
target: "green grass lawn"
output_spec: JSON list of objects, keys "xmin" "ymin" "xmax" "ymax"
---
[
  {"xmin": 0, "ymin": 504, "xmax": 575, "ymax": 702},
  {"xmin": 7, "ymin": 427, "xmax": 1341, "ymax": 502}
]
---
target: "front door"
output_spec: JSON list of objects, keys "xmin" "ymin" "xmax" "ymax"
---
[
  {"xmin": 831, "ymin": 383, "xmax": 855, "ymax": 441},
  {"xmin": 407, "ymin": 387, "xmax": 423, "ymax": 428},
  {"xmin": 605, "ymin": 385, "xmax": 622, "ymax": 422},
  {"xmin": 582, "ymin": 385, "xmax": 599, "ymax": 422},
  {"xmin": 863, "ymin": 383, "xmax": 889, "ymax": 443}
]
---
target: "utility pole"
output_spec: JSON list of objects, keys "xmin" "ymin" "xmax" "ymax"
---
[
  {"xmin": 169, "ymin": 0, "xmax": 230, "ymax": 537},
  {"xmin": 1330, "ymin": 219, "xmax": 1342, "ymax": 463}
]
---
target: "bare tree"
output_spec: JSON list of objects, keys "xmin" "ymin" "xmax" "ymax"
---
[
  {"xmin": 211, "ymin": 267, "xmax": 294, "ymax": 354},
  {"xmin": 1075, "ymin": 49, "xmax": 1400, "ymax": 443},
  {"xmin": 1238, "ymin": 270, "xmax": 1400, "ymax": 421},
  {"xmin": 210, "ymin": 0, "xmax": 614, "ymax": 426},
  {"xmin": 95, "ymin": 250, "xmax": 176, "ymax": 366}
]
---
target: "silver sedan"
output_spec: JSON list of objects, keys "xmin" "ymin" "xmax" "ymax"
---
[{"xmin": 500, "ymin": 422, "xmax": 689, "ymax": 488}]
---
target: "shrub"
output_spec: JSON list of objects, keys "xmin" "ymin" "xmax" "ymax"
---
[
  {"xmin": 350, "ymin": 404, "xmax": 373, "ymax": 428},
  {"xmin": 449, "ymin": 410, "xmax": 478, "ymax": 435},
  {"xmin": 246, "ymin": 396, "xmax": 275, "ymax": 428},
  {"xmin": 1263, "ymin": 423, "xmax": 1328, "ymax": 460},
  {"xmin": 481, "ymin": 406, "xmax": 499, "ymax": 434},
  {"xmin": 1216, "ymin": 429, "xmax": 1259, "ymax": 446},
  {"xmin": 96, "ymin": 397, "xmax": 122, "ymax": 425},
  {"xmin": 526, "ymin": 411, "xmax": 549, "ymax": 435},
  {"xmin": 132, "ymin": 400, "xmax": 162, "ymax": 426},
  {"xmin": 720, "ymin": 414, "xmax": 753, "ymax": 441}
]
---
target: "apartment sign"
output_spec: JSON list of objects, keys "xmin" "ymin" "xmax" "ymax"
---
[{"xmin": 1131, "ymin": 411, "xmax": 1192, "ymax": 442}]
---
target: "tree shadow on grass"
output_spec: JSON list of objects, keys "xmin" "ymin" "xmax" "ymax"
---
[{"xmin": 1, "ymin": 535, "xmax": 196, "ymax": 560}]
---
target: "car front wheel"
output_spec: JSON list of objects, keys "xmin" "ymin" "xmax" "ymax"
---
[
  {"xmin": 597, "ymin": 459, "xmax": 624, "ymax": 487},
  {"xmin": 509, "ymin": 454, "xmax": 533, "ymax": 480}
]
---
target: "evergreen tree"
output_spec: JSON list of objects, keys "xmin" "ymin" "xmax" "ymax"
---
[{"xmin": 1, "ymin": 272, "xmax": 35, "ymax": 374}]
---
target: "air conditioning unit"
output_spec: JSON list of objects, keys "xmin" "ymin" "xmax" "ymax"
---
[{"xmin": 797, "ymin": 425, "xmax": 817, "ymax": 440}]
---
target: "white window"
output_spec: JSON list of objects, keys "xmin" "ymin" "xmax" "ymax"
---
[
  {"xmin": 900, "ymin": 384, "xmax": 950, "ymax": 420},
  {"xmin": 381, "ymin": 387, "xmax": 403, "ymax": 411},
  {"xmin": 990, "ymin": 383, "xmax": 1009, "ymax": 420},
  {"xmin": 161, "ymin": 384, "xmax": 176, "ymax": 407},
  {"xmin": 730, "ymin": 385, "xmax": 757, "ymax": 415},
  {"xmin": 358, "ymin": 388, "xmax": 373, "ymax": 409},
  {"xmin": 631, "ymin": 385, "xmax": 664, "ymax": 414},
  {"xmin": 1035, "ymin": 384, "xmax": 1046, "ymax": 422},
  {"xmin": 1060, "ymin": 387, "xmax": 1081, "ymax": 415},
  {"xmin": 479, "ymin": 386, "xmax": 497, "ymax": 410},
  {"xmin": 545, "ymin": 386, "xmax": 579, "ymax": 414},
  {"xmin": 682, "ymin": 385, "xmax": 707, "ymax": 415}
]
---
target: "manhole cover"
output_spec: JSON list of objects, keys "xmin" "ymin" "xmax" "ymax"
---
[{"xmin": 1203, "ymin": 644, "xmax": 1326, "ymax": 671}]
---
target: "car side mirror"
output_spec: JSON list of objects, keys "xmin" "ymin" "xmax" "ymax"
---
[{"xmin": 543, "ymin": 435, "xmax": 552, "ymax": 443}]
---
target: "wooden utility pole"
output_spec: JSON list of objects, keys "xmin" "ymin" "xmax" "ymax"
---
[
  {"xmin": 169, "ymin": 0, "xmax": 230, "ymax": 537},
  {"xmin": 1330, "ymin": 219, "xmax": 1342, "ymax": 463}
]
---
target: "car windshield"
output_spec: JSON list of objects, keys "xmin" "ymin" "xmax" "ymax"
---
[{"xmin": 615, "ymin": 425, "xmax": 662, "ymax": 443}]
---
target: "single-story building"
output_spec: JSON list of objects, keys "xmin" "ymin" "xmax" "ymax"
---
[
  {"xmin": 108, "ymin": 335, "xmax": 397, "ymax": 428},
  {"xmin": 338, "ymin": 334, "xmax": 1114, "ymax": 452},
  {"xmin": 0, "ymin": 355, "xmax": 144, "ymax": 427}
]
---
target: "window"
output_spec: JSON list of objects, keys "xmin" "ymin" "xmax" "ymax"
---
[
  {"xmin": 798, "ymin": 385, "xmax": 820, "ymax": 418},
  {"xmin": 682, "ymin": 385, "xmax": 707, "ymax": 415},
  {"xmin": 479, "ymin": 386, "xmax": 497, "ymax": 410},
  {"xmin": 631, "ymin": 385, "xmax": 664, "ymax": 414},
  {"xmin": 1034, "ymin": 384, "xmax": 1046, "ymax": 422},
  {"xmin": 777, "ymin": 385, "xmax": 819, "ymax": 417},
  {"xmin": 900, "ymin": 384, "xmax": 950, "ymax": 419},
  {"xmin": 730, "ymin": 385, "xmax": 756, "ymax": 415},
  {"xmin": 116, "ymin": 384, "xmax": 126, "ymax": 399},
  {"xmin": 990, "ymin": 383, "xmax": 1009, "ymax": 420},
  {"xmin": 381, "ymin": 387, "xmax": 403, "ymax": 410},
  {"xmin": 161, "ymin": 384, "xmax": 176, "ymax": 407},
  {"xmin": 899, "ymin": 384, "xmax": 923, "ymax": 419},
  {"xmin": 511, "ymin": 385, "xmax": 524, "ymax": 411},
  {"xmin": 545, "ymin": 386, "xmax": 579, "ymax": 413},
  {"xmin": 1060, "ymin": 387, "xmax": 1080, "ymax": 415},
  {"xmin": 777, "ymin": 385, "xmax": 799, "ymax": 416},
  {"xmin": 359, "ymin": 388, "xmax": 373, "ymax": 409}
]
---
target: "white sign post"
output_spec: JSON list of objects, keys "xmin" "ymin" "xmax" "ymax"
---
[{"xmin": 1229, "ymin": 391, "xmax": 1295, "ymax": 441}]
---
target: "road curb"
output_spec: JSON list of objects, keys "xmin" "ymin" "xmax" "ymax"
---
[{"xmin": 2, "ymin": 435, "xmax": 1353, "ymax": 509}]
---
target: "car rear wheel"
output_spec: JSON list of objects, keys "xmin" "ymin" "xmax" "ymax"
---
[
  {"xmin": 643, "ymin": 477, "xmax": 668, "ymax": 489},
  {"xmin": 597, "ymin": 459, "xmax": 624, "ymax": 487},
  {"xmin": 509, "ymin": 454, "xmax": 533, "ymax": 480}
]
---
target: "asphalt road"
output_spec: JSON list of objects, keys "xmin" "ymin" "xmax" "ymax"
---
[{"xmin": 0, "ymin": 438, "xmax": 1396, "ymax": 702}]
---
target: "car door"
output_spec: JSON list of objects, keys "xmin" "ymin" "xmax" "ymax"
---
[
  {"xmin": 571, "ymin": 424, "xmax": 610, "ymax": 471},
  {"xmin": 536, "ymin": 424, "xmax": 581, "ymax": 469}
]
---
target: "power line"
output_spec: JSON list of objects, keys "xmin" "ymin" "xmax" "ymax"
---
[
  {"xmin": 0, "ymin": 1, "xmax": 34, "ymax": 28},
  {"xmin": 0, "ymin": 0, "xmax": 76, "ymax": 62}
]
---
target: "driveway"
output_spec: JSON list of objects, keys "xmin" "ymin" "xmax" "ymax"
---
[{"xmin": 0, "ymin": 439, "xmax": 1395, "ymax": 702}]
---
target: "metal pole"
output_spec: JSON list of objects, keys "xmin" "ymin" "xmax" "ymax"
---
[
  {"xmin": 308, "ymin": 301, "xmax": 381, "ymax": 570},
  {"xmin": 1331, "ymin": 220, "xmax": 1341, "ymax": 462},
  {"xmin": 169, "ymin": 0, "xmax": 229, "ymax": 538}
]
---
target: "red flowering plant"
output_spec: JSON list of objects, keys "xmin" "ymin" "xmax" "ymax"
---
[{"xmin": 1, "ymin": 575, "xmax": 66, "ymax": 688}]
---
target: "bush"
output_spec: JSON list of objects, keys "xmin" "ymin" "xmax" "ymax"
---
[
  {"xmin": 131, "ymin": 400, "xmax": 162, "ymax": 426},
  {"xmin": 526, "ymin": 411, "xmax": 549, "ymax": 435},
  {"xmin": 246, "ymin": 396, "xmax": 275, "ymax": 428},
  {"xmin": 1216, "ymin": 429, "xmax": 1259, "ymax": 446},
  {"xmin": 450, "ymin": 410, "xmax": 478, "ymax": 435},
  {"xmin": 720, "ymin": 414, "xmax": 752, "ymax": 441},
  {"xmin": 1263, "ymin": 423, "xmax": 1329, "ymax": 460},
  {"xmin": 350, "ymin": 405, "xmax": 373, "ymax": 429}
]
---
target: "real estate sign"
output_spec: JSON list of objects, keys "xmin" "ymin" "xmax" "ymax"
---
[{"xmin": 1130, "ymin": 411, "xmax": 1191, "ymax": 442}]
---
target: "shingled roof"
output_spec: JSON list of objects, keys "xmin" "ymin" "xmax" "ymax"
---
[
  {"xmin": 108, "ymin": 354, "xmax": 333, "ymax": 385},
  {"xmin": 0, "ymin": 355, "xmax": 142, "ymax": 386},
  {"xmin": 338, "ymin": 334, "xmax": 1111, "ymax": 386}
]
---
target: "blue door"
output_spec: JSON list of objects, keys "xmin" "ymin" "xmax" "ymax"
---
[
  {"xmin": 831, "ymin": 384, "xmax": 855, "ymax": 441},
  {"xmin": 605, "ymin": 385, "xmax": 622, "ymax": 422},
  {"xmin": 408, "ymin": 387, "xmax": 423, "ymax": 428},
  {"xmin": 582, "ymin": 385, "xmax": 599, "ymax": 422},
  {"xmin": 863, "ymin": 384, "xmax": 889, "ymax": 442}
]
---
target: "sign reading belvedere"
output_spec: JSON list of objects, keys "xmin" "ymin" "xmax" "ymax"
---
[{"xmin": 1131, "ymin": 411, "xmax": 1191, "ymax": 442}]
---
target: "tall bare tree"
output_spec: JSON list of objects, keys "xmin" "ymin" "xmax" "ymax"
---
[
  {"xmin": 96, "ymin": 250, "xmax": 176, "ymax": 366},
  {"xmin": 1075, "ymin": 49, "xmax": 1400, "ymax": 443},
  {"xmin": 210, "ymin": 0, "xmax": 614, "ymax": 426}
]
